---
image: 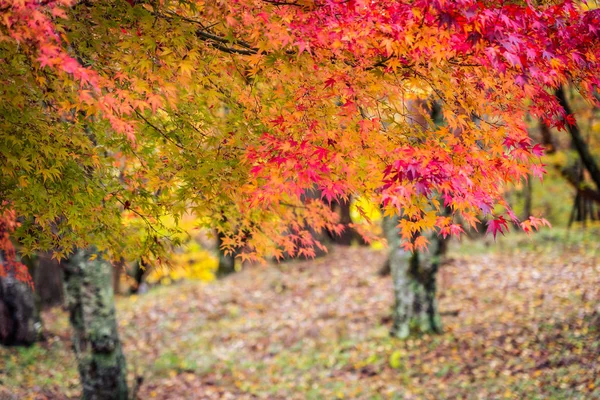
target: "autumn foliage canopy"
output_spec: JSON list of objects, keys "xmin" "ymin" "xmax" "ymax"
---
[{"xmin": 1, "ymin": 0, "xmax": 600, "ymax": 278}]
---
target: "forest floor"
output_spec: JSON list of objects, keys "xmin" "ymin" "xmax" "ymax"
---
[{"xmin": 1, "ymin": 234, "xmax": 600, "ymax": 399}]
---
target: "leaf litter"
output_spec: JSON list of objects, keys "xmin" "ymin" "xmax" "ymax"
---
[{"xmin": 1, "ymin": 244, "xmax": 599, "ymax": 399}]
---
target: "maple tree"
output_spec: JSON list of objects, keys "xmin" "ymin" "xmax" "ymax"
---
[{"xmin": 3, "ymin": 0, "xmax": 599, "ymax": 270}]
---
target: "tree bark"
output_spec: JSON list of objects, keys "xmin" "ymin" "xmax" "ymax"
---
[
  {"xmin": 558, "ymin": 163, "xmax": 600, "ymax": 204},
  {"xmin": 299, "ymin": 188, "xmax": 330, "ymax": 258},
  {"xmin": 539, "ymin": 121, "xmax": 556, "ymax": 154},
  {"xmin": 34, "ymin": 251, "xmax": 65, "ymax": 309},
  {"xmin": 129, "ymin": 259, "xmax": 148, "ymax": 294},
  {"xmin": 63, "ymin": 248, "xmax": 128, "ymax": 400},
  {"xmin": 522, "ymin": 175, "xmax": 533, "ymax": 220},
  {"xmin": 383, "ymin": 215, "xmax": 446, "ymax": 339},
  {"xmin": 112, "ymin": 258, "xmax": 124, "ymax": 296},
  {"xmin": 0, "ymin": 273, "xmax": 42, "ymax": 346},
  {"xmin": 378, "ymin": 258, "xmax": 391, "ymax": 277},
  {"xmin": 328, "ymin": 199, "xmax": 354, "ymax": 246}
]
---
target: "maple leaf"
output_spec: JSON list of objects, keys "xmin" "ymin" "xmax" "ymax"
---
[
  {"xmin": 324, "ymin": 77, "xmax": 336, "ymax": 89},
  {"xmin": 520, "ymin": 216, "xmax": 551, "ymax": 234},
  {"xmin": 486, "ymin": 216, "xmax": 508, "ymax": 239},
  {"xmin": 146, "ymin": 94, "xmax": 163, "ymax": 114},
  {"xmin": 295, "ymin": 40, "xmax": 311, "ymax": 55},
  {"xmin": 564, "ymin": 113, "xmax": 577, "ymax": 126},
  {"xmin": 412, "ymin": 235, "xmax": 429, "ymax": 252},
  {"xmin": 270, "ymin": 115, "xmax": 286, "ymax": 127},
  {"xmin": 531, "ymin": 144, "xmax": 544, "ymax": 157},
  {"xmin": 531, "ymin": 163, "xmax": 546, "ymax": 180}
]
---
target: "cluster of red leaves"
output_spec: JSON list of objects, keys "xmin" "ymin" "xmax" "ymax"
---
[
  {"xmin": 283, "ymin": 0, "xmax": 600, "ymax": 102},
  {"xmin": 0, "ymin": 207, "xmax": 32, "ymax": 287},
  {"xmin": 232, "ymin": 0, "xmax": 593, "ymax": 245}
]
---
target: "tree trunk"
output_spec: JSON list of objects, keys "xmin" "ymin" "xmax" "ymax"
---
[
  {"xmin": 539, "ymin": 122, "xmax": 556, "ymax": 154},
  {"xmin": 63, "ymin": 248, "xmax": 128, "ymax": 400},
  {"xmin": 522, "ymin": 175, "xmax": 533, "ymax": 220},
  {"xmin": 302, "ymin": 188, "xmax": 330, "ymax": 258},
  {"xmin": 112, "ymin": 258, "xmax": 124, "ymax": 297},
  {"xmin": 383, "ymin": 215, "xmax": 446, "ymax": 339},
  {"xmin": 129, "ymin": 259, "xmax": 148, "ymax": 294},
  {"xmin": 329, "ymin": 199, "xmax": 354, "ymax": 246},
  {"xmin": 0, "ymin": 272, "xmax": 42, "ymax": 346},
  {"xmin": 378, "ymin": 258, "xmax": 391, "ymax": 277},
  {"xmin": 34, "ymin": 251, "xmax": 65, "ymax": 309},
  {"xmin": 216, "ymin": 230, "xmax": 236, "ymax": 278}
]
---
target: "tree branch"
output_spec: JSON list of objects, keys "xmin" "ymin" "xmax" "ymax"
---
[{"xmin": 555, "ymin": 86, "xmax": 600, "ymax": 192}]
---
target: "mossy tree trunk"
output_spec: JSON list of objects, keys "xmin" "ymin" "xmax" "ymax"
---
[
  {"xmin": 63, "ymin": 248, "xmax": 128, "ymax": 400},
  {"xmin": 382, "ymin": 99, "xmax": 449, "ymax": 338},
  {"xmin": 383, "ymin": 215, "xmax": 447, "ymax": 339}
]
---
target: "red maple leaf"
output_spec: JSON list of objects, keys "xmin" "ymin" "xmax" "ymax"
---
[
  {"xmin": 270, "ymin": 115, "xmax": 285, "ymax": 127},
  {"xmin": 324, "ymin": 77, "xmax": 336, "ymax": 88},
  {"xmin": 531, "ymin": 144, "xmax": 544, "ymax": 157},
  {"xmin": 486, "ymin": 216, "xmax": 508, "ymax": 239}
]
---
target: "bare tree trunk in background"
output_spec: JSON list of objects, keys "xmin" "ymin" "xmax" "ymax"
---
[
  {"xmin": 522, "ymin": 175, "xmax": 533, "ymax": 220},
  {"xmin": 328, "ymin": 198, "xmax": 369, "ymax": 246},
  {"xmin": 63, "ymin": 248, "xmax": 128, "ymax": 400},
  {"xmin": 35, "ymin": 251, "xmax": 65, "ymax": 308},
  {"xmin": 283, "ymin": 187, "xmax": 329, "ymax": 259},
  {"xmin": 554, "ymin": 87, "xmax": 600, "ymax": 226},
  {"xmin": 378, "ymin": 258, "xmax": 391, "ymax": 277},
  {"xmin": 112, "ymin": 258, "xmax": 125, "ymax": 296},
  {"xmin": 539, "ymin": 122, "xmax": 556, "ymax": 154},
  {"xmin": 216, "ymin": 230, "xmax": 236, "ymax": 278},
  {"xmin": 329, "ymin": 199, "xmax": 354, "ymax": 246},
  {"xmin": 129, "ymin": 259, "xmax": 148, "ymax": 294}
]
